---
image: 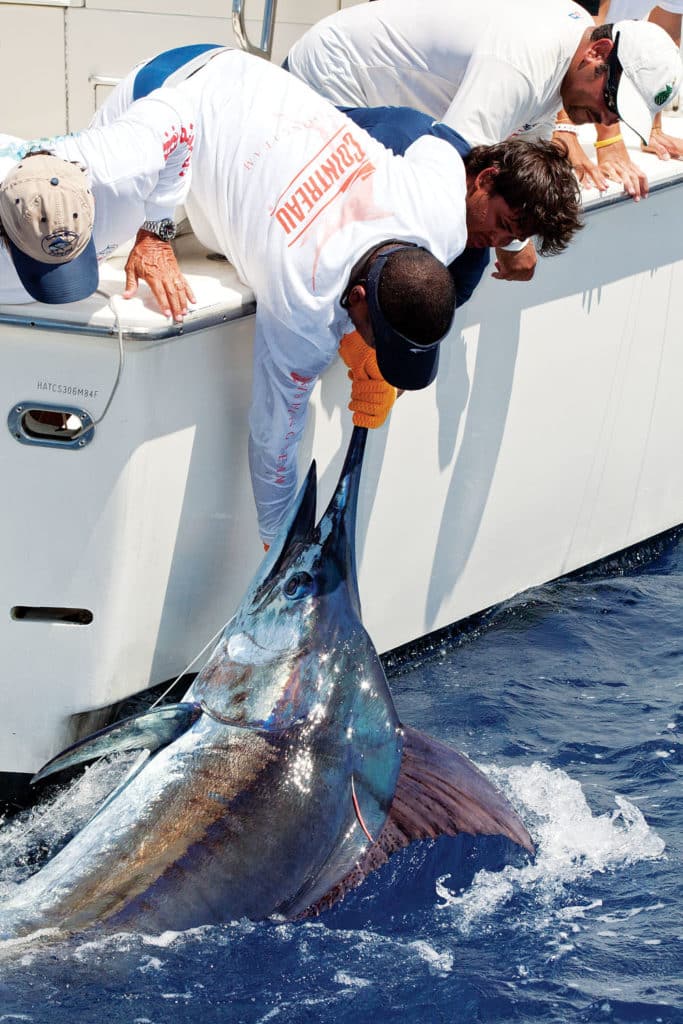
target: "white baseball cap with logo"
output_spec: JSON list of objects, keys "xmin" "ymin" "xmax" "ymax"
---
[
  {"xmin": 613, "ymin": 19, "xmax": 683, "ymax": 144},
  {"xmin": 0, "ymin": 152, "xmax": 98, "ymax": 303}
]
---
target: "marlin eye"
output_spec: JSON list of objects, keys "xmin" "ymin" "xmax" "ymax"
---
[{"xmin": 283, "ymin": 572, "xmax": 314, "ymax": 599}]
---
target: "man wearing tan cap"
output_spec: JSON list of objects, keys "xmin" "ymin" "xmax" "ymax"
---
[
  {"xmin": 0, "ymin": 85, "xmax": 197, "ymax": 318},
  {"xmin": 0, "ymin": 153, "xmax": 98, "ymax": 304}
]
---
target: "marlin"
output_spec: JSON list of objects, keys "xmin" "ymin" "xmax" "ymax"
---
[{"xmin": 1, "ymin": 428, "xmax": 532, "ymax": 938}]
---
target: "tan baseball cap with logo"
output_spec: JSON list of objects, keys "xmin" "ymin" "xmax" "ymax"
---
[
  {"xmin": 613, "ymin": 20, "xmax": 683, "ymax": 144},
  {"xmin": 0, "ymin": 152, "xmax": 98, "ymax": 303}
]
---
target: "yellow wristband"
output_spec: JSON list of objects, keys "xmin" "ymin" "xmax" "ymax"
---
[{"xmin": 594, "ymin": 133, "xmax": 623, "ymax": 150}]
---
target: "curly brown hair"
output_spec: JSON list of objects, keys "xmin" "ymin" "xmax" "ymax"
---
[{"xmin": 465, "ymin": 139, "xmax": 583, "ymax": 256}]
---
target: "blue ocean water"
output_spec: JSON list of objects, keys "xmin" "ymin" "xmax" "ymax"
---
[{"xmin": 0, "ymin": 530, "xmax": 681, "ymax": 1023}]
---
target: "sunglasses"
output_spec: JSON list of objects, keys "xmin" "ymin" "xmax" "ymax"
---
[{"xmin": 603, "ymin": 31, "xmax": 622, "ymax": 116}]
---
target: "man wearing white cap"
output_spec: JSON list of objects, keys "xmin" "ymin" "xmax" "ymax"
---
[
  {"xmin": 287, "ymin": 0, "xmax": 682, "ymax": 276},
  {"xmin": 0, "ymin": 84, "xmax": 197, "ymax": 317},
  {"xmin": 557, "ymin": 3, "xmax": 683, "ymax": 195}
]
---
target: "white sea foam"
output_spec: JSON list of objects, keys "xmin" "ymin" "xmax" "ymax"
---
[
  {"xmin": 434, "ymin": 762, "xmax": 665, "ymax": 931},
  {"xmin": 141, "ymin": 930, "xmax": 185, "ymax": 948},
  {"xmin": 255, "ymin": 1009, "xmax": 282, "ymax": 1022},
  {"xmin": 0, "ymin": 926, "xmax": 64, "ymax": 965},
  {"xmin": 408, "ymin": 939, "xmax": 454, "ymax": 974},
  {"xmin": 298, "ymin": 922, "xmax": 457, "ymax": 983},
  {"xmin": 333, "ymin": 971, "xmax": 372, "ymax": 989},
  {"xmin": 138, "ymin": 955, "xmax": 165, "ymax": 973},
  {"xmin": 0, "ymin": 753, "xmax": 138, "ymax": 894}
]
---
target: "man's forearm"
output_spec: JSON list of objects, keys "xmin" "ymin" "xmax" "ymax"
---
[{"xmin": 248, "ymin": 434, "xmax": 300, "ymax": 546}]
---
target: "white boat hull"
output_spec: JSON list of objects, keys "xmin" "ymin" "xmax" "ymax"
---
[{"xmin": 0, "ymin": 172, "xmax": 681, "ymax": 778}]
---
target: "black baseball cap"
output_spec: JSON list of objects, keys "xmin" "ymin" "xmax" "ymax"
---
[{"xmin": 364, "ymin": 244, "xmax": 448, "ymax": 391}]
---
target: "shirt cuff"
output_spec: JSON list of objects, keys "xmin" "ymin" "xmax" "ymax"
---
[
  {"xmin": 143, "ymin": 204, "xmax": 177, "ymax": 222},
  {"xmin": 499, "ymin": 237, "xmax": 531, "ymax": 253}
]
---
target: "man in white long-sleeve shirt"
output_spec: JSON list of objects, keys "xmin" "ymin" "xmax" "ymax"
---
[
  {"xmin": 287, "ymin": 0, "xmax": 682, "ymax": 275},
  {"xmin": 92, "ymin": 48, "xmax": 581, "ymax": 547}
]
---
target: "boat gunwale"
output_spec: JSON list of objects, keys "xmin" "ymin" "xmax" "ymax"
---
[{"xmin": 0, "ymin": 173, "xmax": 680, "ymax": 340}]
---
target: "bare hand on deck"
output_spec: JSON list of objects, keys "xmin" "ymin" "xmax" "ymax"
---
[
  {"xmin": 641, "ymin": 128, "xmax": 683, "ymax": 161},
  {"xmin": 596, "ymin": 139, "xmax": 648, "ymax": 201},
  {"xmin": 492, "ymin": 244, "xmax": 537, "ymax": 282},
  {"xmin": 123, "ymin": 229, "xmax": 196, "ymax": 322},
  {"xmin": 553, "ymin": 129, "xmax": 609, "ymax": 193}
]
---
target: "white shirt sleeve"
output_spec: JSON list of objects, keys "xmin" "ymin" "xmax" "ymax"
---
[
  {"xmin": 248, "ymin": 305, "xmax": 331, "ymax": 545},
  {"xmin": 440, "ymin": 54, "xmax": 539, "ymax": 146},
  {"xmin": 59, "ymin": 90, "xmax": 196, "ymax": 223},
  {"xmin": 518, "ymin": 118, "xmax": 556, "ymax": 142},
  {"xmin": 402, "ymin": 136, "xmax": 469, "ymax": 263},
  {"xmin": 500, "ymin": 237, "xmax": 532, "ymax": 252}
]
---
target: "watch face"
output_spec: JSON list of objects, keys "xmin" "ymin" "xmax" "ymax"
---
[{"xmin": 157, "ymin": 220, "xmax": 177, "ymax": 242}]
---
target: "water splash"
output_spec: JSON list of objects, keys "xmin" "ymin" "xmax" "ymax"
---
[
  {"xmin": 435, "ymin": 762, "xmax": 665, "ymax": 931},
  {"xmin": 0, "ymin": 754, "xmax": 139, "ymax": 895}
]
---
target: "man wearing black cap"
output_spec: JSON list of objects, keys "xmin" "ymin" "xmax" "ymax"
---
[
  {"xmin": 337, "ymin": 242, "xmax": 455, "ymax": 426},
  {"xmin": 0, "ymin": 46, "xmax": 583, "ymax": 550},
  {"xmin": 341, "ymin": 243, "xmax": 452, "ymax": 391},
  {"xmin": 88, "ymin": 47, "xmax": 582, "ymax": 548}
]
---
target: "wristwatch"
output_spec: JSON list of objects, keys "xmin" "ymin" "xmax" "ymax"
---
[{"xmin": 141, "ymin": 218, "xmax": 177, "ymax": 242}]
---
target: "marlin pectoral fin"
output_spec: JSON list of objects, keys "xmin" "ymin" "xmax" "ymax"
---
[
  {"xmin": 298, "ymin": 725, "xmax": 534, "ymax": 919},
  {"xmin": 31, "ymin": 702, "xmax": 203, "ymax": 784},
  {"xmin": 385, "ymin": 725, "xmax": 534, "ymax": 853}
]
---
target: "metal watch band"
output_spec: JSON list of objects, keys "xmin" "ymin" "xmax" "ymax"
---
[{"xmin": 141, "ymin": 218, "xmax": 177, "ymax": 241}]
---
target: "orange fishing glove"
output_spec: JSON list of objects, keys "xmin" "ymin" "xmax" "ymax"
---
[{"xmin": 338, "ymin": 331, "xmax": 397, "ymax": 429}]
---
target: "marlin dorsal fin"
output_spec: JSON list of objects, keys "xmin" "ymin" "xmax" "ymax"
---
[{"xmin": 31, "ymin": 703, "xmax": 202, "ymax": 784}]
